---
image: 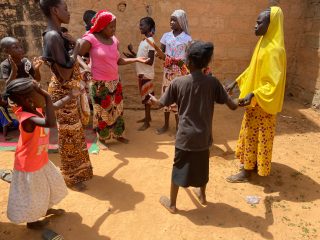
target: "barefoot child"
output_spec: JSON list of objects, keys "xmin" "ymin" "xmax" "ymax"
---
[
  {"xmin": 149, "ymin": 41, "xmax": 238, "ymax": 213},
  {"xmin": 5, "ymin": 78, "xmax": 78, "ymax": 228},
  {"xmin": 157, "ymin": 9, "xmax": 192, "ymax": 134},
  {"xmin": 124, "ymin": 17, "xmax": 156, "ymax": 131}
]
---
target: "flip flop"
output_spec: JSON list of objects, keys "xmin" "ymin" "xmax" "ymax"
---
[
  {"xmin": 226, "ymin": 175, "xmax": 249, "ymax": 183},
  {"xmin": 0, "ymin": 169, "xmax": 13, "ymax": 183},
  {"xmin": 42, "ymin": 229, "xmax": 64, "ymax": 240},
  {"xmin": 46, "ymin": 209, "xmax": 66, "ymax": 216},
  {"xmin": 159, "ymin": 196, "xmax": 177, "ymax": 214}
]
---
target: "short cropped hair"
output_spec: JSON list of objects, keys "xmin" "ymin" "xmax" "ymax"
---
[{"xmin": 187, "ymin": 41, "xmax": 214, "ymax": 69}]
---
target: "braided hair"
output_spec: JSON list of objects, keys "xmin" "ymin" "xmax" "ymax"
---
[{"xmin": 5, "ymin": 78, "xmax": 34, "ymax": 105}]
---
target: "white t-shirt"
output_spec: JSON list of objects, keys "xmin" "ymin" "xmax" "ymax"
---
[
  {"xmin": 136, "ymin": 37, "xmax": 155, "ymax": 79},
  {"xmin": 160, "ymin": 31, "xmax": 192, "ymax": 60}
]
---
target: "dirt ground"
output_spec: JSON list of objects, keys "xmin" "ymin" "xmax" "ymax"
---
[{"xmin": 0, "ymin": 99, "xmax": 319, "ymax": 240}]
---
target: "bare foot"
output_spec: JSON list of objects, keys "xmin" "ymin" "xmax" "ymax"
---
[
  {"xmin": 138, "ymin": 122, "xmax": 150, "ymax": 131},
  {"xmin": 70, "ymin": 182, "xmax": 87, "ymax": 192},
  {"xmin": 46, "ymin": 208, "xmax": 65, "ymax": 216},
  {"xmin": 117, "ymin": 137, "xmax": 129, "ymax": 144},
  {"xmin": 156, "ymin": 126, "xmax": 168, "ymax": 135},
  {"xmin": 159, "ymin": 196, "xmax": 177, "ymax": 214},
  {"xmin": 192, "ymin": 188, "xmax": 207, "ymax": 205},
  {"xmin": 137, "ymin": 118, "xmax": 151, "ymax": 123},
  {"xmin": 26, "ymin": 219, "xmax": 49, "ymax": 230}
]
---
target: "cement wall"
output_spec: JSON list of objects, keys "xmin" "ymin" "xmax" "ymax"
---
[{"xmin": 0, "ymin": 0, "xmax": 319, "ymax": 109}]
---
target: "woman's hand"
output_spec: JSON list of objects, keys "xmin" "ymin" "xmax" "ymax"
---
[{"xmin": 238, "ymin": 93, "xmax": 254, "ymax": 106}]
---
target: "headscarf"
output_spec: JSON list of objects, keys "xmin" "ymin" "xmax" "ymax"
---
[
  {"xmin": 236, "ymin": 6, "xmax": 286, "ymax": 115},
  {"xmin": 89, "ymin": 10, "xmax": 116, "ymax": 33},
  {"xmin": 171, "ymin": 9, "xmax": 190, "ymax": 35}
]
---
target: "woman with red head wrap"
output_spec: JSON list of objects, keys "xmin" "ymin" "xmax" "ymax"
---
[{"xmin": 77, "ymin": 10, "xmax": 149, "ymax": 148}]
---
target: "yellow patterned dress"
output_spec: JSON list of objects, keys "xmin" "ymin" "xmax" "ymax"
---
[
  {"xmin": 235, "ymin": 6, "xmax": 286, "ymax": 176},
  {"xmin": 48, "ymin": 63, "xmax": 93, "ymax": 187},
  {"xmin": 235, "ymin": 105, "xmax": 276, "ymax": 176}
]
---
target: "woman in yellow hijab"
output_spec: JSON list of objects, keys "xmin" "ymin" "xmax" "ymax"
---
[{"xmin": 227, "ymin": 6, "xmax": 286, "ymax": 182}]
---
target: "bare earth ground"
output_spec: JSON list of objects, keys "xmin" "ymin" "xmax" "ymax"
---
[{"xmin": 0, "ymin": 99, "xmax": 319, "ymax": 240}]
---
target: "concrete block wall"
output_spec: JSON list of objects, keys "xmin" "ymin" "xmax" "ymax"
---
[{"xmin": 0, "ymin": 0, "xmax": 319, "ymax": 109}]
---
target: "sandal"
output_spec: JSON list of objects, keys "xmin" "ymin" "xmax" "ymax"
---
[
  {"xmin": 226, "ymin": 174, "xmax": 249, "ymax": 183},
  {"xmin": 42, "ymin": 229, "xmax": 64, "ymax": 240},
  {"xmin": 0, "ymin": 169, "xmax": 13, "ymax": 183}
]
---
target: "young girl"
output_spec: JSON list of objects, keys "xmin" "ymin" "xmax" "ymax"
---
[
  {"xmin": 149, "ymin": 41, "xmax": 238, "ymax": 213},
  {"xmin": 124, "ymin": 17, "xmax": 156, "ymax": 131},
  {"xmin": 40, "ymin": 0, "xmax": 93, "ymax": 191},
  {"xmin": 77, "ymin": 10, "xmax": 149, "ymax": 147},
  {"xmin": 157, "ymin": 9, "xmax": 192, "ymax": 134},
  {"xmin": 5, "ymin": 78, "xmax": 78, "ymax": 229}
]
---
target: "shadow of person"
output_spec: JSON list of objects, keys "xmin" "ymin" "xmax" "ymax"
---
[
  {"xmin": 249, "ymin": 162, "xmax": 320, "ymax": 203},
  {"xmin": 0, "ymin": 222, "xmax": 42, "ymax": 240},
  {"xmin": 47, "ymin": 212, "xmax": 110, "ymax": 240},
  {"xmin": 83, "ymin": 158, "xmax": 145, "ymax": 231},
  {"xmin": 210, "ymin": 104, "xmax": 244, "ymax": 160},
  {"xmin": 178, "ymin": 189, "xmax": 274, "ymax": 239}
]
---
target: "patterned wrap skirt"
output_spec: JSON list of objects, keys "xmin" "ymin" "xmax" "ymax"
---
[
  {"xmin": 162, "ymin": 66, "xmax": 182, "ymax": 113},
  {"xmin": 138, "ymin": 75, "xmax": 154, "ymax": 104},
  {"xmin": 7, "ymin": 161, "xmax": 68, "ymax": 223},
  {"xmin": 90, "ymin": 79, "xmax": 125, "ymax": 141},
  {"xmin": 235, "ymin": 105, "xmax": 276, "ymax": 176},
  {"xmin": 48, "ymin": 63, "xmax": 93, "ymax": 187}
]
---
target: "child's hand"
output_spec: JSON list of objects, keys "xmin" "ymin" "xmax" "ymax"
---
[
  {"xmin": 225, "ymin": 81, "xmax": 237, "ymax": 95},
  {"xmin": 147, "ymin": 94, "xmax": 158, "ymax": 105},
  {"xmin": 8, "ymin": 55, "xmax": 18, "ymax": 76},
  {"xmin": 137, "ymin": 57, "xmax": 150, "ymax": 64},
  {"xmin": 32, "ymin": 56, "xmax": 44, "ymax": 70},
  {"xmin": 33, "ymin": 81, "xmax": 49, "ymax": 97},
  {"xmin": 70, "ymin": 89, "xmax": 81, "ymax": 98}
]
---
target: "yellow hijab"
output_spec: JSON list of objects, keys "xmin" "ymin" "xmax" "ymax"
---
[{"xmin": 236, "ymin": 6, "xmax": 286, "ymax": 115}]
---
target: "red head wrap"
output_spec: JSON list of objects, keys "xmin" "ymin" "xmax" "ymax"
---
[{"xmin": 89, "ymin": 10, "xmax": 116, "ymax": 33}]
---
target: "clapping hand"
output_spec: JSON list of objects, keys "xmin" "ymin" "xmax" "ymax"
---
[
  {"xmin": 33, "ymin": 56, "xmax": 44, "ymax": 70},
  {"xmin": 8, "ymin": 55, "xmax": 18, "ymax": 78}
]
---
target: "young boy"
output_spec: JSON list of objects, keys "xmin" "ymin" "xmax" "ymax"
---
[
  {"xmin": 0, "ymin": 36, "xmax": 42, "ymax": 84},
  {"xmin": 149, "ymin": 41, "xmax": 238, "ymax": 213}
]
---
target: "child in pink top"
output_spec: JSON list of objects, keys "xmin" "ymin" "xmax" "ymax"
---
[
  {"xmin": 5, "ymin": 78, "xmax": 79, "ymax": 229},
  {"xmin": 77, "ymin": 10, "xmax": 148, "ymax": 148}
]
